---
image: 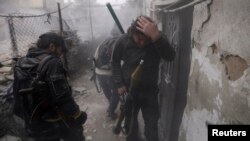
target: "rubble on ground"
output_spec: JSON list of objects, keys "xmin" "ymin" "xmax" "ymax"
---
[
  {"xmin": 72, "ymin": 86, "xmax": 87, "ymax": 96},
  {"xmin": 0, "ymin": 55, "xmax": 24, "ymax": 140}
]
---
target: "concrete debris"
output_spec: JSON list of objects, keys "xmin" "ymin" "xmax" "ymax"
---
[
  {"xmin": 0, "ymin": 82, "xmax": 13, "ymax": 96},
  {"xmin": 0, "ymin": 135, "xmax": 21, "ymax": 141},
  {"xmin": 102, "ymin": 123, "xmax": 106, "ymax": 129},
  {"xmin": 72, "ymin": 87, "xmax": 87, "ymax": 96},
  {"xmin": 4, "ymin": 75, "xmax": 14, "ymax": 81},
  {"xmin": 0, "ymin": 54, "xmax": 11, "ymax": 64},
  {"xmin": 0, "ymin": 76, "xmax": 7, "ymax": 85},
  {"xmin": 1, "ymin": 60, "xmax": 12, "ymax": 66},
  {"xmin": 0, "ymin": 94, "xmax": 24, "ymax": 140},
  {"xmin": 0, "ymin": 60, "xmax": 17, "ymax": 140},
  {"xmin": 86, "ymin": 136, "xmax": 93, "ymax": 141},
  {"xmin": 0, "ymin": 67, "xmax": 12, "ymax": 73},
  {"xmin": 109, "ymin": 124, "xmax": 114, "ymax": 128}
]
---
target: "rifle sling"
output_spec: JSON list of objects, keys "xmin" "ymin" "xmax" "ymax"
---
[{"xmin": 29, "ymin": 55, "xmax": 54, "ymax": 123}]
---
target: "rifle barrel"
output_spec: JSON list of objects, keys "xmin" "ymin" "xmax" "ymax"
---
[{"xmin": 106, "ymin": 3, "xmax": 125, "ymax": 34}]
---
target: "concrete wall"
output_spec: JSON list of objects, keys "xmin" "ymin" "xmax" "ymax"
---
[{"xmin": 179, "ymin": 0, "xmax": 250, "ymax": 141}]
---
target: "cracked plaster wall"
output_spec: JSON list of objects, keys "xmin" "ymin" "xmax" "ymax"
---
[{"xmin": 179, "ymin": 0, "xmax": 250, "ymax": 141}]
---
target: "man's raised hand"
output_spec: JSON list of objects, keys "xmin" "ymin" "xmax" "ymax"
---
[{"xmin": 136, "ymin": 16, "xmax": 161, "ymax": 42}]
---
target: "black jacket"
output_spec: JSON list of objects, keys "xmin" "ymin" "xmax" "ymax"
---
[
  {"xmin": 14, "ymin": 47, "xmax": 80, "ymax": 121},
  {"xmin": 112, "ymin": 34, "xmax": 176, "ymax": 89}
]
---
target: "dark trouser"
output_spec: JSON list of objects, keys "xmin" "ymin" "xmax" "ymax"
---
[
  {"xmin": 125, "ymin": 87, "xmax": 159, "ymax": 141},
  {"xmin": 97, "ymin": 74, "xmax": 119, "ymax": 115},
  {"xmin": 27, "ymin": 121, "xmax": 85, "ymax": 141}
]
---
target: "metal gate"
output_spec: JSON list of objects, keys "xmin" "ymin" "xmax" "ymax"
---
[{"xmin": 157, "ymin": 4, "xmax": 194, "ymax": 141}]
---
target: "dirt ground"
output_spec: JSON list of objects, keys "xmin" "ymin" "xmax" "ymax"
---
[{"xmin": 70, "ymin": 69, "xmax": 127, "ymax": 141}]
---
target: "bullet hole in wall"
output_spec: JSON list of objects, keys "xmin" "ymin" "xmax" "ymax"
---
[{"xmin": 210, "ymin": 43, "xmax": 218, "ymax": 54}]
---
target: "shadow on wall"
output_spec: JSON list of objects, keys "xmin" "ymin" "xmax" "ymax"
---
[{"xmin": 158, "ymin": 5, "xmax": 193, "ymax": 141}]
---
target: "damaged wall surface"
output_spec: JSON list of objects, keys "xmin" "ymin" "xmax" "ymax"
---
[{"xmin": 179, "ymin": 0, "xmax": 250, "ymax": 141}]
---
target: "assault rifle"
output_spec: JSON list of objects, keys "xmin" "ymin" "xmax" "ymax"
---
[
  {"xmin": 112, "ymin": 92, "xmax": 128, "ymax": 134},
  {"xmin": 113, "ymin": 60, "xmax": 144, "ymax": 135}
]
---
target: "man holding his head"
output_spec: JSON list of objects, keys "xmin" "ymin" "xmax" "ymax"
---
[{"xmin": 112, "ymin": 16, "xmax": 176, "ymax": 141}]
